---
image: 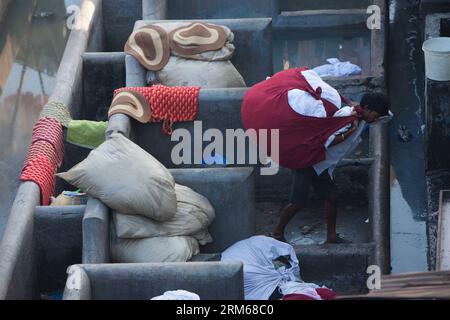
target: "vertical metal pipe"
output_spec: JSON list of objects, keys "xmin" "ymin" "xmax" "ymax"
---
[
  {"xmin": 142, "ymin": 0, "xmax": 167, "ymax": 20},
  {"xmin": 369, "ymin": 122, "xmax": 391, "ymax": 274}
]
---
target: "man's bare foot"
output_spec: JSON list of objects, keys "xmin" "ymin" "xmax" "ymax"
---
[{"xmin": 325, "ymin": 234, "xmax": 352, "ymax": 244}]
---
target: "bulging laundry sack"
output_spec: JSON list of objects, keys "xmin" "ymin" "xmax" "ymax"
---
[
  {"xmin": 111, "ymin": 235, "xmax": 200, "ymax": 263},
  {"xmin": 113, "ymin": 184, "xmax": 215, "ymax": 245},
  {"xmin": 58, "ymin": 133, "xmax": 177, "ymax": 221},
  {"xmin": 221, "ymin": 236, "xmax": 301, "ymax": 300}
]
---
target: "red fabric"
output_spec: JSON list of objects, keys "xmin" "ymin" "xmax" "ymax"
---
[
  {"xmin": 241, "ymin": 68, "xmax": 359, "ymax": 169},
  {"xmin": 21, "ymin": 155, "xmax": 56, "ymax": 206},
  {"xmin": 31, "ymin": 117, "xmax": 64, "ymax": 166},
  {"xmin": 23, "ymin": 140, "xmax": 59, "ymax": 170},
  {"xmin": 282, "ymin": 294, "xmax": 315, "ymax": 301},
  {"xmin": 315, "ymin": 288, "xmax": 337, "ymax": 300},
  {"xmin": 114, "ymin": 85, "xmax": 200, "ymax": 135},
  {"xmin": 281, "ymin": 288, "xmax": 337, "ymax": 301}
]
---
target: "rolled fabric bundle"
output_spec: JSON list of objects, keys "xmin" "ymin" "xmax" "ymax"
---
[
  {"xmin": 108, "ymin": 90, "xmax": 152, "ymax": 124},
  {"xmin": 21, "ymin": 155, "xmax": 56, "ymax": 206},
  {"xmin": 169, "ymin": 22, "xmax": 227, "ymax": 56},
  {"xmin": 114, "ymin": 85, "xmax": 200, "ymax": 135},
  {"xmin": 31, "ymin": 117, "xmax": 64, "ymax": 166},
  {"xmin": 124, "ymin": 25, "xmax": 170, "ymax": 71}
]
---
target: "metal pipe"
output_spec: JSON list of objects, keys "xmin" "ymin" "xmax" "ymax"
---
[
  {"xmin": 142, "ymin": 0, "xmax": 167, "ymax": 20},
  {"xmin": 337, "ymin": 158, "xmax": 375, "ymax": 168},
  {"xmin": 369, "ymin": 122, "xmax": 391, "ymax": 274}
]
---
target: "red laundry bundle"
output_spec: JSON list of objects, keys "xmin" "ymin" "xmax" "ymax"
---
[
  {"xmin": 31, "ymin": 117, "xmax": 64, "ymax": 166},
  {"xmin": 21, "ymin": 155, "xmax": 57, "ymax": 206},
  {"xmin": 242, "ymin": 68, "xmax": 360, "ymax": 169},
  {"xmin": 282, "ymin": 288, "xmax": 337, "ymax": 301},
  {"xmin": 114, "ymin": 85, "xmax": 200, "ymax": 135}
]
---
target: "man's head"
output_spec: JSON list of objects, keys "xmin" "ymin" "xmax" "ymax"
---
[{"xmin": 359, "ymin": 93, "xmax": 390, "ymax": 123}]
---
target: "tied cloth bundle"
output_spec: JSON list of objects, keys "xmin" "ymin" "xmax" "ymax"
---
[
  {"xmin": 111, "ymin": 85, "xmax": 200, "ymax": 135},
  {"xmin": 125, "ymin": 22, "xmax": 227, "ymax": 71},
  {"xmin": 21, "ymin": 116, "xmax": 65, "ymax": 205},
  {"xmin": 169, "ymin": 22, "xmax": 227, "ymax": 56}
]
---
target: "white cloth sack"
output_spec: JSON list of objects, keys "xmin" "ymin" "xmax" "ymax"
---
[
  {"xmin": 154, "ymin": 56, "xmax": 246, "ymax": 88},
  {"xmin": 151, "ymin": 290, "xmax": 200, "ymax": 300},
  {"xmin": 113, "ymin": 184, "xmax": 215, "ymax": 245},
  {"xmin": 221, "ymin": 236, "xmax": 301, "ymax": 300},
  {"xmin": 313, "ymin": 58, "xmax": 362, "ymax": 77},
  {"xmin": 111, "ymin": 234, "xmax": 200, "ymax": 263},
  {"xmin": 57, "ymin": 133, "xmax": 177, "ymax": 221}
]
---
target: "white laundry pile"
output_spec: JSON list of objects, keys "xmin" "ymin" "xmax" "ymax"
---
[
  {"xmin": 313, "ymin": 58, "xmax": 362, "ymax": 78},
  {"xmin": 151, "ymin": 290, "xmax": 200, "ymax": 300},
  {"xmin": 221, "ymin": 236, "xmax": 330, "ymax": 300}
]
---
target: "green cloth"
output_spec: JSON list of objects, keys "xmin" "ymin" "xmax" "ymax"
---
[{"xmin": 67, "ymin": 120, "xmax": 108, "ymax": 149}]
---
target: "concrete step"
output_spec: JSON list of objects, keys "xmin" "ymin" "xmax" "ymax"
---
[
  {"xmin": 295, "ymin": 243, "xmax": 373, "ymax": 295},
  {"xmin": 280, "ymin": 0, "xmax": 372, "ymax": 12},
  {"xmin": 274, "ymin": 9, "xmax": 368, "ymax": 31}
]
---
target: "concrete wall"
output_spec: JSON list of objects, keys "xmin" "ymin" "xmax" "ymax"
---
[
  {"xmin": 102, "ymin": 0, "xmax": 142, "ymax": 52},
  {"xmin": 64, "ymin": 262, "xmax": 244, "ymax": 300},
  {"xmin": 34, "ymin": 206, "xmax": 84, "ymax": 296},
  {"xmin": 166, "ymin": 0, "xmax": 279, "ymax": 19}
]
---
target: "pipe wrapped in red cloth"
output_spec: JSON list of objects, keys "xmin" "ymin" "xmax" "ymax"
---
[{"xmin": 114, "ymin": 85, "xmax": 200, "ymax": 135}]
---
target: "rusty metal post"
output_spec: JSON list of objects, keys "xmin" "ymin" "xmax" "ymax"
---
[{"xmin": 369, "ymin": 121, "xmax": 391, "ymax": 274}]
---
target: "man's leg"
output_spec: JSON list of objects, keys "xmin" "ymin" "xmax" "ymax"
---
[
  {"xmin": 271, "ymin": 169, "xmax": 311, "ymax": 241},
  {"xmin": 325, "ymin": 197, "xmax": 337, "ymax": 243},
  {"xmin": 272, "ymin": 203, "xmax": 302, "ymax": 240},
  {"xmin": 312, "ymin": 171, "xmax": 349, "ymax": 244}
]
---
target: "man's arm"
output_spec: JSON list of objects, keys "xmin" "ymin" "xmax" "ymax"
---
[{"xmin": 329, "ymin": 120, "xmax": 360, "ymax": 147}]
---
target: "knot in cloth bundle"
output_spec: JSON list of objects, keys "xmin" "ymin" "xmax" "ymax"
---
[
  {"xmin": 113, "ymin": 85, "xmax": 200, "ymax": 135},
  {"xmin": 169, "ymin": 22, "xmax": 227, "ymax": 56},
  {"xmin": 125, "ymin": 25, "xmax": 170, "ymax": 71}
]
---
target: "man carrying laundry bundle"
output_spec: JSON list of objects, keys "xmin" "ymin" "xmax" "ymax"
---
[{"xmin": 241, "ymin": 67, "xmax": 391, "ymax": 244}]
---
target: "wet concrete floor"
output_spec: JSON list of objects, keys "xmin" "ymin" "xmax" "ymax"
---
[{"xmin": 387, "ymin": 0, "xmax": 428, "ymax": 273}]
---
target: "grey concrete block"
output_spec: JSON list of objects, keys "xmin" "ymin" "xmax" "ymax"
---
[
  {"xmin": 34, "ymin": 205, "xmax": 85, "ymax": 296},
  {"xmin": 295, "ymin": 244, "xmax": 373, "ymax": 295},
  {"xmin": 135, "ymin": 18, "xmax": 273, "ymax": 85},
  {"xmin": 83, "ymin": 198, "xmax": 110, "ymax": 264},
  {"xmin": 165, "ymin": 0, "xmax": 279, "ymax": 19},
  {"xmin": 425, "ymin": 79, "xmax": 450, "ymax": 171},
  {"xmin": 82, "ymin": 52, "xmax": 126, "ymax": 121},
  {"xmin": 63, "ymin": 262, "xmax": 244, "ymax": 300},
  {"xmin": 102, "ymin": 0, "xmax": 142, "ymax": 52},
  {"xmin": 170, "ymin": 168, "xmax": 256, "ymax": 253}
]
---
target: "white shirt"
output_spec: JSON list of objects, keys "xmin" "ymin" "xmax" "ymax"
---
[
  {"xmin": 285, "ymin": 70, "xmax": 364, "ymax": 177},
  {"xmin": 287, "ymin": 70, "xmax": 342, "ymax": 117}
]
